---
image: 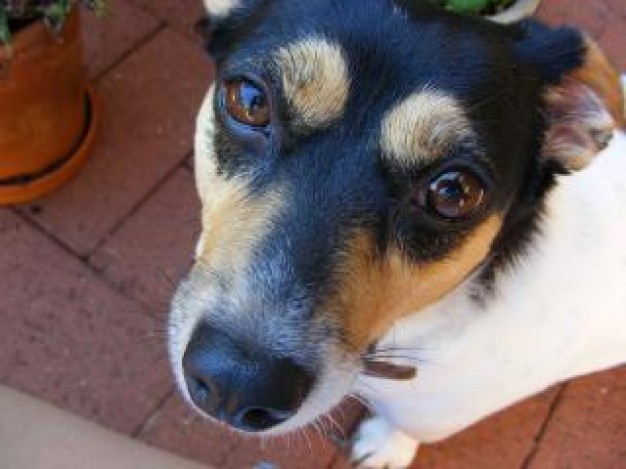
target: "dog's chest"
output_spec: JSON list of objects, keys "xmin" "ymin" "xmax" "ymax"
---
[{"xmin": 356, "ymin": 132, "xmax": 626, "ymax": 442}]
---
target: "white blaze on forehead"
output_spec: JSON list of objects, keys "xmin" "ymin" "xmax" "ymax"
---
[
  {"xmin": 194, "ymin": 85, "xmax": 218, "ymax": 205},
  {"xmin": 381, "ymin": 91, "xmax": 473, "ymax": 166},
  {"xmin": 203, "ymin": 0, "xmax": 241, "ymax": 18},
  {"xmin": 276, "ymin": 38, "xmax": 351, "ymax": 127}
]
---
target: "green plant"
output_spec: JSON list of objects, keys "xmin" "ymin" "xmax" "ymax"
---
[
  {"xmin": 0, "ymin": 1, "xmax": 107, "ymax": 45},
  {"xmin": 432, "ymin": 0, "xmax": 514, "ymax": 14}
]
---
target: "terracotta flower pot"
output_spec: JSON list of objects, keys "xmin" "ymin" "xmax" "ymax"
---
[{"xmin": 0, "ymin": 8, "xmax": 99, "ymax": 205}]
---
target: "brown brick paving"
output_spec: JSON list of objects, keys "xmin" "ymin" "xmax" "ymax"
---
[
  {"xmin": 537, "ymin": 0, "xmax": 614, "ymax": 37},
  {"xmin": 530, "ymin": 367, "xmax": 626, "ymax": 469},
  {"xmin": 2, "ymin": 0, "xmax": 624, "ymax": 468},
  {"xmin": 89, "ymin": 168, "xmax": 200, "ymax": 316},
  {"xmin": 81, "ymin": 0, "xmax": 161, "ymax": 79},
  {"xmin": 0, "ymin": 210, "xmax": 172, "ymax": 434},
  {"xmin": 129, "ymin": 0, "xmax": 207, "ymax": 38}
]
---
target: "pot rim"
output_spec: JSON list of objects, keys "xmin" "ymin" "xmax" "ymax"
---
[{"xmin": 489, "ymin": 0, "xmax": 542, "ymax": 23}]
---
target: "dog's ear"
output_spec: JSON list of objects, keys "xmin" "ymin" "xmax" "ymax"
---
[{"xmin": 515, "ymin": 21, "xmax": 624, "ymax": 172}]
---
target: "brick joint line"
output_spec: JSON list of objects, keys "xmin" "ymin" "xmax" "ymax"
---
[{"xmin": 520, "ymin": 383, "xmax": 570, "ymax": 469}]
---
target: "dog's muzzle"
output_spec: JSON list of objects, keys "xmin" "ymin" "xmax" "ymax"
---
[{"xmin": 182, "ymin": 322, "xmax": 314, "ymax": 432}]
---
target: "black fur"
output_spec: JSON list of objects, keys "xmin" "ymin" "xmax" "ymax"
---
[{"xmin": 200, "ymin": 0, "xmax": 587, "ymax": 316}]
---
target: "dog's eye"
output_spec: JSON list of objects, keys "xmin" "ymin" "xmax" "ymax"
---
[
  {"xmin": 224, "ymin": 79, "xmax": 270, "ymax": 128},
  {"xmin": 427, "ymin": 170, "xmax": 486, "ymax": 220}
]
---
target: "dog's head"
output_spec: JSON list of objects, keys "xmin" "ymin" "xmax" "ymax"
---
[{"xmin": 169, "ymin": 0, "xmax": 623, "ymax": 434}]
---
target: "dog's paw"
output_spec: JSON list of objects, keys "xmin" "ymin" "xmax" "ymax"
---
[{"xmin": 351, "ymin": 416, "xmax": 419, "ymax": 468}]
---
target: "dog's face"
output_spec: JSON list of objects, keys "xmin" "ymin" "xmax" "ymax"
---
[{"xmin": 169, "ymin": 0, "xmax": 622, "ymax": 434}]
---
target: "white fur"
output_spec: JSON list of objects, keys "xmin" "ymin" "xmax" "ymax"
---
[
  {"xmin": 203, "ymin": 0, "xmax": 241, "ymax": 18},
  {"xmin": 352, "ymin": 131, "xmax": 626, "ymax": 466},
  {"xmin": 352, "ymin": 417, "xmax": 419, "ymax": 468}
]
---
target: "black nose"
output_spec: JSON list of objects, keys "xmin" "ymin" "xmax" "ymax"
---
[{"xmin": 182, "ymin": 323, "xmax": 314, "ymax": 432}]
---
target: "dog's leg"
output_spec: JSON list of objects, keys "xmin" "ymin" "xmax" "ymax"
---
[{"xmin": 351, "ymin": 416, "xmax": 419, "ymax": 468}]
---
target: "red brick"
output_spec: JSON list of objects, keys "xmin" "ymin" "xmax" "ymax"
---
[
  {"xmin": 130, "ymin": 0, "xmax": 206, "ymax": 38},
  {"xmin": 599, "ymin": 25, "xmax": 626, "ymax": 72},
  {"xmin": 89, "ymin": 169, "xmax": 200, "ymax": 316},
  {"xmin": 410, "ymin": 388, "xmax": 559, "ymax": 468},
  {"xmin": 0, "ymin": 210, "xmax": 172, "ymax": 434},
  {"xmin": 328, "ymin": 388, "xmax": 559, "ymax": 469},
  {"xmin": 536, "ymin": 0, "xmax": 626, "ymax": 70},
  {"xmin": 604, "ymin": 0, "xmax": 626, "ymax": 20},
  {"xmin": 537, "ymin": 0, "xmax": 613, "ymax": 38},
  {"xmin": 21, "ymin": 29, "xmax": 213, "ymax": 256},
  {"xmin": 530, "ymin": 367, "xmax": 626, "ymax": 469},
  {"xmin": 80, "ymin": 0, "xmax": 161, "ymax": 79},
  {"xmin": 0, "ymin": 209, "xmax": 21, "ymax": 378},
  {"xmin": 139, "ymin": 393, "xmax": 239, "ymax": 467}
]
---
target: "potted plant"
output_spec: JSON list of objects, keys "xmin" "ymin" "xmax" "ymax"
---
[
  {"xmin": 0, "ymin": 1, "xmax": 106, "ymax": 204},
  {"xmin": 432, "ymin": 0, "xmax": 541, "ymax": 23}
]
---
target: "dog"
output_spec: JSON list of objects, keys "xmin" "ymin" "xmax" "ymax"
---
[{"xmin": 168, "ymin": 0, "xmax": 626, "ymax": 467}]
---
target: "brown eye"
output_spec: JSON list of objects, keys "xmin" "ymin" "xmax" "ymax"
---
[
  {"xmin": 224, "ymin": 79, "xmax": 270, "ymax": 128},
  {"xmin": 427, "ymin": 170, "xmax": 486, "ymax": 220}
]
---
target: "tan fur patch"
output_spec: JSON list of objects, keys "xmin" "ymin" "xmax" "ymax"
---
[
  {"xmin": 277, "ymin": 38, "xmax": 350, "ymax": 128},
  {"xmin": 203, "ymin": 0, "xmax": 241, "ymax": 18},
  {"xmin": 572, "ymin": 37, "xmax": 625, "ymax": 129},
  {"xmin": 331, "ymin": 216, "xmax": 502, "ymax": 351},
  {"xmin": 197, "ymin": 180, "xmax": 284, "ymax": 274},
  {"xmin": 381, "ymin": 91, "xmax": 473, "ymax": 167}
]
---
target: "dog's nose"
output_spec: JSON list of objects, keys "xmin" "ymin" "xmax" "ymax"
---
[{"xmin": 182, "ymin": 323, "xmax": 313, "ymax": 432}]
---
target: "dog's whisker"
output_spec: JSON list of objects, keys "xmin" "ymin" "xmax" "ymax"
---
[
  {"xmin": 312, "ymin": 419, "xmax": 324, "ymax": 440},
  {"xmin": 363, "ymin": 354, "xmax": 420, "ymax": 363},
  {"xmin": 362, "ymin": 359, "xmax": 417, "ymax": 381},
  {"xmin": 346, "ymin": 393, "xmax": 374, "ymax": 414},
  {"xmin": 333, "ymin": 405, "xmax": 347, "ymax": 428},
  {"xmin": 136, "ymin": 327, "xmax": 169, "ymax": 340},
  {"xmin": 365, "ymin": 344, "xmax": 427, "ymax": 354},
  {"xmin": 466, "ymin": 88, "xmax": 510, "ymax": 112},
  {"xmin": 155, "ymin": 267, "xmax": 180, "ymax": 289},
  {"xmin": 324, "ymin": 413, "xmax": 347, "ymax": 442},
  {"xmin": 300, "ymin": 426, "xmax": 313, "ymax": 454}
]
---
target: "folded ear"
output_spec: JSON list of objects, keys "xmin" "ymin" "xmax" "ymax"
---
[
  {"xmin": 513, "ymin": 21, "xmax": 624, "ymax": 172},
  {"xmin": 541, "ymin": 36, "xmax": 624, "ymax": 172}
]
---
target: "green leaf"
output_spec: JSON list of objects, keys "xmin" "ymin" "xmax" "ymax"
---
[
  {"xmin": 92, "ymin": 0, "xmax": 109, "ymax": 16},
  {"xmin": 43, "ymin": 1, "xmax": 72, "ymax": 32},
  {"xmin": 443, "ymin": 0, "xmax": 493, "ymax": 13},
  {"xmin": 0, "ymin": 9, "xmax": 11, "ymax": 46}
]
